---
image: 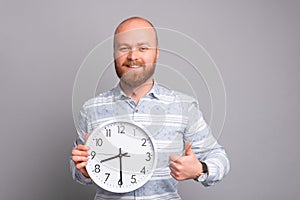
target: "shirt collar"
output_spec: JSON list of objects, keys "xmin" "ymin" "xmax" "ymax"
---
[
  {"xmin": 113, "ymin": 83, "xmax": 129, "ymax": 100},
  {"xmin": 147, "ymin": 81, "xmax": 161, "ymax": 99},
  {"xmin": 113, "ymin": 81, "xmax": 161, "ymax": 100}
]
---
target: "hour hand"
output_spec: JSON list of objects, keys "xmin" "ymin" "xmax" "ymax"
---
[{"xmin": 100, "ymin": 152, "xmax": 130, "ymax": 163}]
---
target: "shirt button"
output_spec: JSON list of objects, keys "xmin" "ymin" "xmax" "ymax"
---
[{"xmin": 135, "ymin": 109, "xmax": 138, "ymax": 113}]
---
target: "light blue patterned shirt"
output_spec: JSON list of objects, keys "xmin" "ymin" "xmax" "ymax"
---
[{"xmin": 70, "ymin": 81, "xmax": 230, "ymax": 200}]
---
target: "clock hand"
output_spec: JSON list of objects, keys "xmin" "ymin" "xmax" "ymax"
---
[
  {"xmin": 118, "ymin": 148, "xmax": 123, "ymax": 187},
  {"xmin": 100, "ymin": 152, "xmax": 130, "ymax": 163},
  {"xmin": 100, "ymin": 154, "xmax": 119, "ymax": 163}
]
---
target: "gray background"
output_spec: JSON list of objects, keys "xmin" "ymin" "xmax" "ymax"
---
[{"xmin": 1, "ymin": 0, "xmax": 299, "ymax": 199}]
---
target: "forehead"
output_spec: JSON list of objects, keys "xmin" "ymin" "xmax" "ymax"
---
[{"xmin": 114, "ymin": 27, "xmax": 157, "ymax": 46}]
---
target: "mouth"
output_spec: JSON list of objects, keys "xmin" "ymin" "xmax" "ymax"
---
[{"xmin": 125, "ymin": 64, "xmax": 143, "ymax": 69}]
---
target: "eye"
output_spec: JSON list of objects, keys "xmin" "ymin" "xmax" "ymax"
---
[
  {"xmin": 139, "ymin": 46, "xmax": 149, "ymax": 51},
  {"xmin": 119, "ymin": 47, "xmax": 130, "ymax": 52}
]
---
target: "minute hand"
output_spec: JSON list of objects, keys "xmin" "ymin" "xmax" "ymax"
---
[
  {"xmin": 118, "ymin": 148, "xmax": 123, "ymax": 187},
  {"xmin": 100, "ymin": 152, "xmax": 129, "ymax": 163}
]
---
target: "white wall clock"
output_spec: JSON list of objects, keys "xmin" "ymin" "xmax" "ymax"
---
[{"xmin": 85, "ymin": 120, "xmax": 157, "ymax": 193}]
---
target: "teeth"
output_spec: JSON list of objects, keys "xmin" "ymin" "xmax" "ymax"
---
[{"xmin": 130, "ymin": 65, "xmax": 139, "ymax": 68}]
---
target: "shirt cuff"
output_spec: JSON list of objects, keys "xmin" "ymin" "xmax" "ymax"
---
[
  {"xmin": 201, "ymin": 160, "xmax": 218, "ymax": 186},
  {"xmin": 70, "ymin": 157, "xmax": 93, "ymax": 185},
  {"xmin": 75, "ymin": 169, "xmax": 94, "ymax": 185}
]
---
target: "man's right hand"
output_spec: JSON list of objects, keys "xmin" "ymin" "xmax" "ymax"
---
[{"xmin": 72, "ymin": 144, "xmax": 90, "ymax": 178}]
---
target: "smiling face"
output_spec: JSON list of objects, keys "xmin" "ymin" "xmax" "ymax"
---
[{"xmin": 113, "ymin": 19, "xmax": 159, "ymax": 88}]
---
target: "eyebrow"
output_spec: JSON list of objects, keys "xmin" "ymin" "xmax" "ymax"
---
[
  {"xmin": 116, "ymin": 42, "xmax": 153, "ymax": 47},
  {"xmin": 137, "ymin": 42, "xmax": 151, "ymax": 46}
]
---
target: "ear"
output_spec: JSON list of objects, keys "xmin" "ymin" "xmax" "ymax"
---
[{"xmin": 156, "ymin": 45, "xmax": 160, "ymax": 60}]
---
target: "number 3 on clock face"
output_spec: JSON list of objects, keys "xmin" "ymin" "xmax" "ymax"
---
[{"xmin": 85, "ymin": 120, "xmax": 157, "ymax": 193}]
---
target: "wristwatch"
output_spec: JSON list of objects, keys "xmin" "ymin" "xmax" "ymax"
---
[{"xmin": 194, "ymin": 161, "xmax": 208, "ymax": 182}]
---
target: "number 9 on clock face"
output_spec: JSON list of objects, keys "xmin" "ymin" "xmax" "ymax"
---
[{"xmin": 85, "ymin": 120, "xmax": 157, "ymax": 193}]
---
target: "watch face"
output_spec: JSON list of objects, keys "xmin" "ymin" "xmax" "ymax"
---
[
  {"xmin": 198, "ymin": 173, "xmax": 208, "ymax": 182},
  {"xmin": 85, "ymin": 120, "xmax": 157, "ymax": 193}
]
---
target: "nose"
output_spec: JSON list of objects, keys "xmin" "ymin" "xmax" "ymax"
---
[{"xmin": 127, "ymin": 49, "xmax": 139, "ymax": 60}]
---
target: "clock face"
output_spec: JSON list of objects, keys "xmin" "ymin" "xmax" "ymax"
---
[{"xmin": 85, "ymin": 120, "xmax": 157, "ymax": 193}]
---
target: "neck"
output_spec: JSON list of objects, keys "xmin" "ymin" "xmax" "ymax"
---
[{"xmin": 120, "ymin": 79, "xmax": 154, "ymax": 104}]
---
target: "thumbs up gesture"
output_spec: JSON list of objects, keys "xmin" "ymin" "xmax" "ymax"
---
[{"xmin": 169, "ymin": 142, "xmax": 203, "ymax": 181}]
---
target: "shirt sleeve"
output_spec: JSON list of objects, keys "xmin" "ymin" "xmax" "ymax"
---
[
  {"xmin": 184, "ymin": 100, "xmax": 230, "ymax": 186},
  {"xmin": 70, "ymin": 106, "xmax": 94, "ymax": 185}
]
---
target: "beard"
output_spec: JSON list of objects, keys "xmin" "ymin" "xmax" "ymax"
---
[{"xmin": 115, "ymin": 60, "xmax": 156, "ymax": 88}]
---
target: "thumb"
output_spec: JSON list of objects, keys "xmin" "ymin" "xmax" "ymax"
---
[
  {"xmin": 84, "ymin": 133, "xmax": 90, "ymax": 142},
  {"xmin": 184, "ymin": 142, "xmax": 193, "ymax": 156}
]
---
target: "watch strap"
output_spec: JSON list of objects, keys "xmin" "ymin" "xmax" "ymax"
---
[{"xmin": 201, "ymin": 161, "xmax": 208, "ymax": 174}]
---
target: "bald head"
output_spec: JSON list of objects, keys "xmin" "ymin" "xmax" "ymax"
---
[{"xmin": 114, "ymin": 17, "xmax": 158, "ymax": 46}]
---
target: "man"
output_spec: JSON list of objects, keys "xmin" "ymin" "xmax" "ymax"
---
[{"xmin": 71, "ymin": 17, "xmax": 230, "ymax": 199}]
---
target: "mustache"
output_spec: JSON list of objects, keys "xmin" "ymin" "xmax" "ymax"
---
[{"xmin": 123, "ymin": 60, "xmax": 145, "ymax": 67}]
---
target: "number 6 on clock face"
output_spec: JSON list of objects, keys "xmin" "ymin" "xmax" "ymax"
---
[{"xmin": 85, "ymin": 120, "xmax": 157, "ymax": 193}]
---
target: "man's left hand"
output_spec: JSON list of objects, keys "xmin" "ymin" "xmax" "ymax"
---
[{"xmin": 169, "ymin": 142, "xmax": 203, "ymax": 181}]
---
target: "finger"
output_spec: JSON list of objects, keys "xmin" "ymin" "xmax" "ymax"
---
[
  {"xmin": 84, "ymin": 133, "xmax": 90, "ymax": 141},
  {"xmin": 72, "ymin": 149, "xmax": 89, "ymax": 157},
  {"xmin": 184, "ymin": 142, "xmax": 193, "ymax": 156},
  {"xmin": 169, "ymin": 161, "xmax": 176, "ymax": 171},
  {"xmin": 170, "ymin": 171, "xmax": 177, "ymax": 179},
  {"xmin": 169, "ymin": 161, "xmax": 181, "ymax": 172},
  {"xmin": 76, "ymin": 144, "xmax": 89, "ymax": 151},
  {"xmin": 185, "ymin": 142, "xmax": 192, "ymax": 150},
  {"xmin": 169, "ymin": 154, "xmax": 181, "ymax": 162},
  {"xmin": 169, "ymin": 154, "xmax": 183, "ymax": 165},
  {"xmin": 168, "ymin": 161, "xmax": 175, "ymax": 169},
  {"xmin": 170, "ymin": 171, "xmax": 182, "ymax": 181},
  {"xmin": 76, "ymin": 161, "xmax": 88, "ymax": 170},
  {"xmin": 72, "ymin": 155, "xmax": 89, "ymax": 163}
]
